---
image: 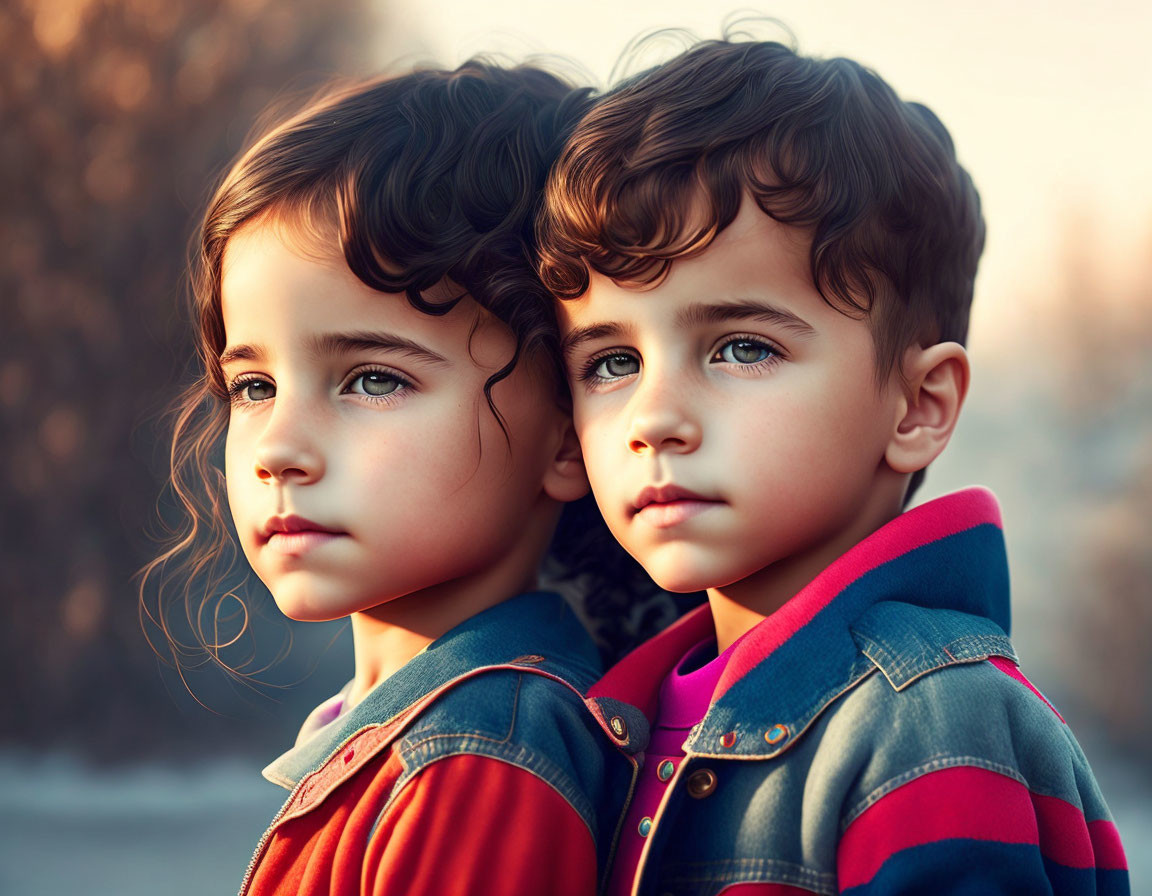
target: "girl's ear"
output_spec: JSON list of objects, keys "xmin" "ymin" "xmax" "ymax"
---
[
  {"xmin": 543, "ymin": 419, "xmax": 590, "ymax": 503},
  {"xmin": 885, "ymin": 342, "xmax": 969, "ymax": 475}
]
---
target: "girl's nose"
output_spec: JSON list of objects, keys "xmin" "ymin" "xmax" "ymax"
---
[
  {"xmin": 626, "ymin": 382, "xmax": 702, "ymax": 456},
  {"xmin": 253, "ymin": 405, "xmax": 325, "ymax": 484}
]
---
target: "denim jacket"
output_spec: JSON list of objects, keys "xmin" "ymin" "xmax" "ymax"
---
[
  {"xmin": 594, "ymin": 489, "xmax": 1128, "ymax": 895},
  {"xmin": 240, "ymin": 592, "xmax": 645, "ymax": 896}
]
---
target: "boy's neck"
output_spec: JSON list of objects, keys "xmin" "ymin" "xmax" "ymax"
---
[{"xmin": 707, "ymin": 484, "xmax": 906, "ymax": 653}]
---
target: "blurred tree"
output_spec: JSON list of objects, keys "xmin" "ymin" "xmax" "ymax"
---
[
  {"xmin": 1047, "ymin": 213, "xmax": 1152, "ymax": 769},
  {"xmin": 0, "ymin": 0, "xmax": 377, "ymax": 759},
  {"xmin": 1076, "ymin": 446, "xmax": 1152, "ymax": 759}
]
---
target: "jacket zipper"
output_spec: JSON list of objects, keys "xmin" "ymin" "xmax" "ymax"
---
[{"xmin": 237, "ymin": 775, "xmax": 308, "ymax": 896}]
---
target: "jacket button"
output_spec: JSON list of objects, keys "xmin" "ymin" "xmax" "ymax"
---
[
  {"xmin": 657, "ymin": 759, "xmax": 675, "ymax": 781},
  {"xmin": 609, "ymin": 716, "xmax": 628, "ymax": 740},
  {"xmin": 685, "ymin": 768, "xmax": 717, "ymax": 799},
  {"xmin": 764, "ymin": 724, "xmax": 789, "ymax": 745},
  {"xmin": 720, "ymin": 730, "xmax": 738, "ymax": 748},
  {"xmin": 638, "ymin": 816, "xmax": 653, "ymax": 837}
]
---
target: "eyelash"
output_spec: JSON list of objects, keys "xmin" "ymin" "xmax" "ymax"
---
[
  {"xmin": 577, "ymin": 349, "xmax": 640, "ymax": 385},
  {"xmin": 709, "ymin": 333, "xmax": 786, "ymax": 370},
  {"xmin": 577, "ymin": 334, "xmax": 786, "ymax": 387},
  {"xmin": 225, "ymin": 366, "xmax": 414, "ymax": 408}
]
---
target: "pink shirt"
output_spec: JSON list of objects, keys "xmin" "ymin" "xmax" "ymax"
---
[{"xmin": 606, "ymin": 637, "xmax": 733, "ymax": 896}]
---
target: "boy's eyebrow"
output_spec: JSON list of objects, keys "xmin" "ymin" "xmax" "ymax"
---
[
  {"xmin": 560, "ymin": 322, "xmax": 633, "ymax": 359},
  {"xmin": 219, "ymin": 331, "xmax": 450, "ymax": 367},
  {"xmin": 675, "ymin": 300, "xmax": 817, "ymax": 336}
]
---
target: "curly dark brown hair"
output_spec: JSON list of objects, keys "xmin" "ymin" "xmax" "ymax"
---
[
  {"xmin": 537, "ymin": 38, "xmax": 986, "ymax": 501},
  {"xmin": 139, "ymin": 60, "xmax": 671, "ymax": 686}
]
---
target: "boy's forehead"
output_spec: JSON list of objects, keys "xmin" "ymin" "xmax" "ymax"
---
[{"xmin": 558, "ymin": 200, "xmax": 821, "ymax": 332}]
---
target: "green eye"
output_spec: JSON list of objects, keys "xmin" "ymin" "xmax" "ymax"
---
[
  {"xmin": 716, "ymin": 340, "xmax": 772, "ymax": 364},
  {"xmin": 594, "ymin": 354, "xmax": 640, "ymax": 379},
  {"xmin": 248, "ymin": 380, "xmax": 275, "ymax": 400},
  {"xmin": 232, "ymin": 379, "xmax": 274, "ymax": 402},
  {"xmin": 350, "ymin": 372, "xmax": 403, "ymax": 396}
]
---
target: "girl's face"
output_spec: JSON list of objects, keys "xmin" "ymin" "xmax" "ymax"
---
[{"xmin": 220, "ymin": 220, "xmax": 582, "ymax": 622}]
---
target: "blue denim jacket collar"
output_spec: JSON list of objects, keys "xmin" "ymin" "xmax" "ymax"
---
[
  {"xmin": 598, "ymin": 489, "xmax": 1015, "ymax": 760},
  {"xmin": 264, "ymin": 591, "xmax": 603, "ymax": 788},
  {"xmin": 695, "ymin": 489, "xmax": 1013, "ymax": 757}
]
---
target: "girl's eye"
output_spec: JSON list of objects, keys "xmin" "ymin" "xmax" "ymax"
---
[
  {"xmin": 347, "ymin": 371, "xmax": 406, "ymax": 397},
  {"xmin": 230, "ymin": 378, "xmax": 275, "ymax": 403},
  {"xmin": 591, "ymin": 353, "xmax": 640, "ymax": 380},
  {"xmin": 712, "ymin": 339, "xmax": 776, "ymax": 365}
]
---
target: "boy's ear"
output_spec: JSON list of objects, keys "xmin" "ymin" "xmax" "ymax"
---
[
  {"xmin": 543, "ymin": 419, "xmax": 590, "ymax": 503},
  {"xmin": 885, "ymin": 342, "xmax": 969, "ymax": 475}
]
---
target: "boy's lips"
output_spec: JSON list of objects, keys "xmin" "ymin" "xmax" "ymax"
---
[{"xmin": 631, "ymin": 485, "xmax": 724, "ymax": 529}]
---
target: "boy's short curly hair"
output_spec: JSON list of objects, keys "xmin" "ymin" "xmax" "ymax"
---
[{"xmin": 538, "ymin": 39, "xmax": 985, "ymax": 388}]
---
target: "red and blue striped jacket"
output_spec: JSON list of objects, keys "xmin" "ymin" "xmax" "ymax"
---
[{"xmin": 593, "ymin": 488, "xmax": 1129, "ymax": 895}]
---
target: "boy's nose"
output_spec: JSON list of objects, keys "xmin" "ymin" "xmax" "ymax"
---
[{"xmin": 626, "ymin": 400, "xmax": 702, "ymax": 456}]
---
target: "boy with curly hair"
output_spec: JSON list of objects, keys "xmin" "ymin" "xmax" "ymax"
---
[{"xmin": 539, "ymin": 38, "xmax": 1129, "ymax": 895}]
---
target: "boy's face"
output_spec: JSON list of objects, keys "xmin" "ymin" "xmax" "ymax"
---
[
  {"xmin": 558, "ymin": 200, "xmax": 906, "ymax": 598},
  {"xmin": 221, "ymin": 220, "xmax": 570, "ymax": 622}
]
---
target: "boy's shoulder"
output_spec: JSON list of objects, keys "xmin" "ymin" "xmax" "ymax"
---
[{"xmin": 819, "ymin": 599, "xmax": 1106, "ymax": 819}]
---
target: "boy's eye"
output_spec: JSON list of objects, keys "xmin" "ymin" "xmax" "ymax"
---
[
  {"xmin": 713, "ymin": 339, "xmax": 774, "ymax": 365},
  {"xmin": 592, "ymin": 353, "xmax": 640, "ymax": 379},
  {"xmin": 347, "ymin": 371, "xmax": 405, "ymax": 397}
]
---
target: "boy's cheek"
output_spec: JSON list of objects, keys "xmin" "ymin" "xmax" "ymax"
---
[{"xmin": 572, "ymin": 418, "xmax": 620, "ymax": 487}]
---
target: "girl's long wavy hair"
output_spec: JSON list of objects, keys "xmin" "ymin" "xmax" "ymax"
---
[{"xmin": 139, "ymin": 60, "xmax": 674, "ymax": 691}]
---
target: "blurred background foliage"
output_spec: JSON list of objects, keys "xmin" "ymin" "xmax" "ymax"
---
[
  {"xmin": 929, "ymin": 234, "xmax": 1152, "ymax": 767},
  {"xmin": 1, "ymin": 0, "xmax": 379, "ymax": 759},
  {"xmin": 1, "ymin": 0, "xmax": 1149, "ymax": 783}
]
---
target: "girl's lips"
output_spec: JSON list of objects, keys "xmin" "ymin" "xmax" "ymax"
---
[
  {"xmin": 264, "ymin": 530, "xmax": 345, "ymax": 555},
  {"xmin": 259, "ymin": 514, "xmax": 345, "ymax": 543}
]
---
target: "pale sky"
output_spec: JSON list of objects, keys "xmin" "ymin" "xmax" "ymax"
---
[{"xmin": 380, "ymin": 0, "xmax": 1152, "ymax": 352}]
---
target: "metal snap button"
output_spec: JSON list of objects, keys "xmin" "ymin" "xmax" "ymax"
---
[
  {"xmin": 609, "ymin": 715, "xmax": 628, "ymax": 740},
  {"xmin": 657, "ymin": 759, "xmax": 675, "ymax": 781},
  {"xmin": 638, "ymin": 816, "xmax": 653, "ymax": 837},
  {"xmin": 685, "ymin": 768, "xmax": 717, "ymax": 799},
  {"xmin": 764, "ymin": 724, "xmax": 789, "ymax": 745},
  {"xmin": 720, "ymin": 730, "xmax": 738, "ymax": 748}
]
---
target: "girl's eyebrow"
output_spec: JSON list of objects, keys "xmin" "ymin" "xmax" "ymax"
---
[
  {"xmin": 219, "ymin": 331, "xmax": 450, "ymax": 367},
  {"xmin": 308, "ymin": 331, "xmax": 450, "ymax": 365},
  {"xmin": 675, "ymin": 300, "xmax": 817, "ymax": 337}
]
